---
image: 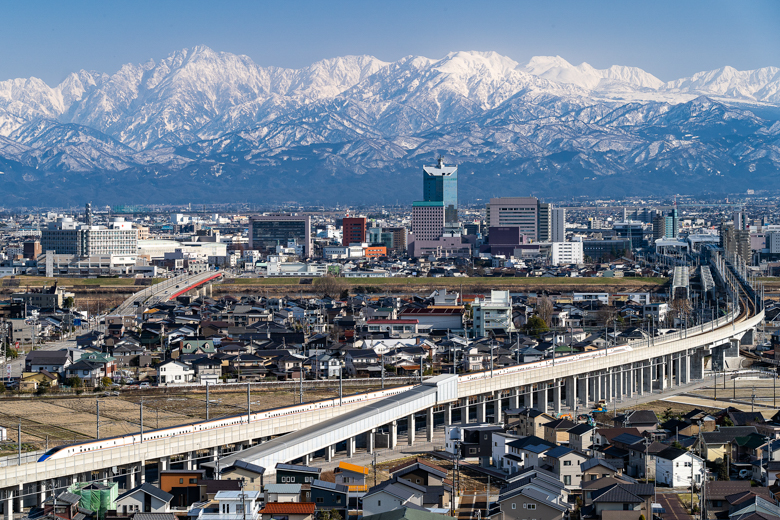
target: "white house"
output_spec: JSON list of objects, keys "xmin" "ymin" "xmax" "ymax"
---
[
  {"xmin": 156, "ymin": 359, "xmax": 195, "ymax": 386},
  {"xmin": 198, "ymin": 490, "xmax": 261, "ymax": 520},
  {"xmin": 491, "ymin": 432, "xmax": 521, "ymax": 472},
  {"xmin": 656, "ymin": 447, "xmax": 705, "ymax": 488}
]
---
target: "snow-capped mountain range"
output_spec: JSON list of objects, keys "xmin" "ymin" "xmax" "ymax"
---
[{"xmin": 1, "ymin": 46, "xmax": 779, "ymax": 205}]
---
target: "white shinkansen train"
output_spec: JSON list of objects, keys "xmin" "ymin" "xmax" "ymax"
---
[{"xmin": 39, "ymin": 343, "xmax": 634, "ymax": 462}]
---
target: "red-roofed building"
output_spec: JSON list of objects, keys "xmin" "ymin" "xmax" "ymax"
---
[
  {"xmin": 399, "ymin": 307, "xmax": 464, "ymax": 330},
  {"xmin": 259, "ymin": 502, "xmax": 316, "ymax": 520}
]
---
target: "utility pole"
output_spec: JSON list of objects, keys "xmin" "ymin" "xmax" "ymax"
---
[
  {"xmin": 140, "ymin": 397, "xmax": 144, "ymax": 443},
  {"xmin": 96, "ymin": 399, "xmax": 100, "ymax": 439},
  {"xmin": 339, "ymin": 365, "xmax": 343, "ymax": 406},
  {"xmin": 373, "ymin": 449, "xmax": 378, "ymax": 487},
  {"xmin": 751, "ymin": 386, "xmax": 756, "ymax": 412},
  {"xmin": 18, "ymin": 419, "xmax": 21, "ymax": 465},
  {"xmin": 206, "ymin": 382, "xmax": 210, "ymax": 421},
  {"xmin": 299, "ymin": 364, "xmax": 304, "ymax": 404},
  {"xmin": 239, "ymin": 478, "xmax": 247, "ymax": 520},
  {"xmin": 247, "ymin": 383, "xmax": 251, "ymax": 423}
]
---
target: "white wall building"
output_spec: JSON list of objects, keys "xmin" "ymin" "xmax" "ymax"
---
[
  {"xmin": 551, "ymin": 241, "xmax": 583, "ymax": 265},
  {"xmin": 157, "ymin": 360, "xmax": 195, "ymax": 386},
  {"xmin": 656, "ymin": 448, "xmax": 705, "ymax": 487},
  {"xmin": 471, "ymin": 290, "xmax": 515, "ymax": 338}
]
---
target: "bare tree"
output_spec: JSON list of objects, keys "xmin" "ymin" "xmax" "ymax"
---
[
  {"xmin": 669, "ymin": 298, "xmax": 692, "ymax": 327},
  {"xmin": 314, "ymin": 275, "xmax": 345, "ymax": 298},
  {"xmin": 597, "ymin": 306, "xmax": 619, "ymax": 327},
  {"xmin": 537, "ymin": 296, "xmax": 554, "ymax": 327}
]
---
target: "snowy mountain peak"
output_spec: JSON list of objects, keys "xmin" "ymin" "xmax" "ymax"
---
[{"xmin": 522, "ymin": 55, "xmax": 664, "ymax": 91}]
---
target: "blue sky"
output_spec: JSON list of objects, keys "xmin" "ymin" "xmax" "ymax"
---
[{"xmin": 4, "ymin": 0, "xmax": 779, "ymax": 85}]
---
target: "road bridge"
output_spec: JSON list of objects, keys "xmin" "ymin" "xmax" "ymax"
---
[
  {"xmin": 0, "ymin": 253, "xmax": 764, "ymax": 518},
  {"xmin": 113, "ymin": 271, "xmax": 223, "ymax": 316}
]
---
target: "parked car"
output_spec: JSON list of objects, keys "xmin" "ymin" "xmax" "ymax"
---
[
  {"xmin": 139, "ymin": 382, "xmax": 150, "ymax": 389},
  {"xmin": 739, "ymin": 469, "xmax": 751, "ymax": 479}
]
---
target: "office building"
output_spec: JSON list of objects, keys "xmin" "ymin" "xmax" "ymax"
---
[
  {"xmin": 551, "ymin": 241, "xmax": 583, "ymax": 265},
  {"xmin": 249, "ymin": 215, "xmax": 312, "ymax": 258},
  {"xmin": 665, "ymin": 208, "xmax": 679, "ymax": 238},
  {"xmin": 652, "ymin": 212, "xmax": 666, "ymax": 242},
  {"xmin": 411, "ymin": 202, "xmax": 445, "ymax": 241},
  {"xmin": 23, "ymin": 241, "xmax": 42, "ymax": 259},
  {"xmin": 486, "ymin": 197, "xmax": 539, "ymax": 241},
  {"xmin": 582, "ymin": 239, "xmax": 632, "ymax": 261},
  {"xmin": 385, "ymin": 227, "xmax": 408, "ymax": 253},
  {"xmin": 486, "ymin": 197, "xmax": 560, "ymax": 243},
  {"xmin": 423, "ymin": 157, "xmax": 458, "ymax": 224},
  {"xmin": 625, "ymin": 208, "xmax": 657, "ymax": 224},
  {"xmin": 342, "ymin": 217, "xmax": 367, "ymax": 246},
  {"xmin": 551, "ymin": 208, "xmax": 566, "ymax": 243},
  {"xmin": 488, "ymin": 227, "xmax": 529, "ymax": 256},
  {"xmin": 408, "ymin": 159, "xmax": 471, "ymax": 258},
  {"xmin": 613, "ymin": 221, "xmax": 645, "ymax": 249},
  {"xmin": 720, "ymin": 221, "xmax": 751, "ymax": 264},
  {"xmin": 41, "ymin": 217, "xmax": 138, "ymax": 257},
  {"xmin": 538, "ymin": 202, "xmax": 552, "ymax": 242},
  {"xmin": 733, "ymin": 210, "xmax": 747, "ymax": 231},
  {"xmin": 368, "ymin": 227, "xmax": 407, "ymax": 254}
]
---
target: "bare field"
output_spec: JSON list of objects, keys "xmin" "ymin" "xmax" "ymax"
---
[{"xmin": 0, "ymin": 383, "xmax": 397, "ymax": 450}]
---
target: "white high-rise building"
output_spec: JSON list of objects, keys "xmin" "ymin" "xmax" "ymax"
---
[{"xmin": 41, "ymin": 217, "xmax": 138, "ymax": 257}]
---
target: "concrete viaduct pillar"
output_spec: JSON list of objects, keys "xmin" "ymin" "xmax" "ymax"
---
[
  {"xmin": 510, "ymin": 390, "xmax": 520, "ymax": 410},
  {"xmin": 408, "ymin": 413, "xmax": 416, "ymax": 445},
  {"xmin": 552, "ymin": 381, "xmax": 561, "ymax": 414},
  {"xmin": 692, "ymin": 349, "xmax": 704, "ymax": 379},
  {"xmin": 534, "ymin": 385, "xmax": 547, "ymax": 414},
  {"xmin": 565, "ymin": 377, "xmax": 577, "ymax": 410},
  {"xmin": 4, "ymin": 491, "xmax": 12, "ymax": 520},
  {"xmin": 444, "ymin": 403, "xmax": 452, "ymax": 426},
  {"xmin": 523, "ymin": 386, "xmax": 532, "ymax": 408},
  {"xmin": 326, "ymin": 445, "xmax": 334, "ymax": 462},
  {"xmin": 578, "ymin": 376, "xmax": 589, "ymax": 409},
  {"xmin": 367, "ymin": 428, "xmax": 376, "ymax": 454},
  {"xmin": 493, "ymin": 392, "xmax": 503, "ymax": 425},
  {"xmin": 389, "ymin": 421, "xmax": 397, "ymax": 449},
  {"xmin": 476, "ymin": 399, "xmax": 486, "ymax": 424},
  {"xmin": 461, "ymin": 399, "xmax": 470, "ymax": 425},
  {"xmin": 427, "ymin": 409, "xmax": 434, "ymax": 441},
  {"xmin": 347, "ymin": 436, "xmax": 356, "ymax": 458}
]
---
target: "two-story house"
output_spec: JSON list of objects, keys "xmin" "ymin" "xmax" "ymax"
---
[
  {"xmin": 157, "ymin": 359, "xmax": 195, "ymax": 386},
  {"xmin": 544, "ymin": 446, "xmax": 588, "ymax": 489},
  {"xmin": 568, "ymin": 423, "xmax": 596, "ymax": 453},
  {"xmin": 509, "ymin": 409, "xmax": 555, "ymax": 438},
  {"xmin": 656, "ymin": 447, "xmax": 705, "ymax": 487},
  {"xmin": 310, "ymin": 480, "xmax": 348, "ymax": 518}
]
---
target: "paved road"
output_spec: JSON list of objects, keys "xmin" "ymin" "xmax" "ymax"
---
[{"xmin": 657, "ymin": 492, "xmax": 693, "ymax": 520}]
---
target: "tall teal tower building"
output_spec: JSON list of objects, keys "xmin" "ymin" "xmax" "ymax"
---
[{"xmin": 423, "ymin": 157, "xmax": 458, "ymax": 225}]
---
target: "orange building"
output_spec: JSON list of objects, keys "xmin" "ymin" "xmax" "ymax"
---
[{"xmin": 364, "ymin": 246, "xmax": 387, "ymax": 258}]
